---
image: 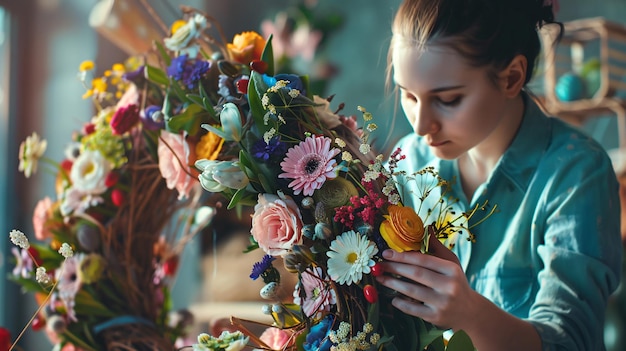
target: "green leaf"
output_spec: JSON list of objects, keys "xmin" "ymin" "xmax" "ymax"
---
[
  {"xmin": 145, "ymin": 65, "xmax": 169, "ymax": 86},
  {"xmin": 248, "ymin": 71, "xmax": 270, "ymax": 135},
  {"xmin": 7, "ymin": 275, "xmax": 47, "ymax": 293},
  {"xmin": 426, "ymin": 336, "xmax": 446, "ymax": 351},
  {"xmin": 261, "ymin": 34, "xmax": 274, "ymax": 76},
  {"xmin": 73, "ymin": 290, "xmax": 116, "ymax": 317},
  {"xmin": 62, "ymin": 330, "xmax": 101, "ymax": 351},
  {"xmin": 366, "ymin": 301, "xmax": 380, "ymax": 331},
  {"xmin": 227, "ymin": 188, "xmax": 258, "ymax": 209},
  {"xmin": 166, "ymin": 103, "xmax": 206, "ymax": 135},
  {"xmin": 169, "ymin": 78, "xmax": 191, "ymax": 103},
  {"xmin": 154, "ymin": 40, "xmax": 172, "ymax": 66},
  {"xmin": 186, "ymin": 94, "xmax": 205, "ymax": 108},
  {"xmin": 202, "ymin": 97, "xmax": 218, "ymax": 121},
  {"xmin": 445, "ymin": 330, "xmax": 476, "ymax": 351},
  {"xmin": 417, "ymin": 319, "xmax": 445, "ymax": 350}
]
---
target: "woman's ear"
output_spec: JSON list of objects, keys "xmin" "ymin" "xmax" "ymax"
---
[{"xmin": 498, "ymin": 54, "xmax": 527, "ymax": 97}]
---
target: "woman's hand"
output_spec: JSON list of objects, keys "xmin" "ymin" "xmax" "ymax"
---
[{"xmin": 375, "ymin": 235, "xmax": 474, "ymax": 330}]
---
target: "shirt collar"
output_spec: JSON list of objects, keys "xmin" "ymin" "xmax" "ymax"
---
[{"xmin": 494, "ymin": 93, "xmax": 552, "ymax": 193}]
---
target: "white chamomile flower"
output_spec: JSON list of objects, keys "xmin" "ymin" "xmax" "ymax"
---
[{"xmin": 326, "ymin": 230, "xmax": 378, "ymax": 285}]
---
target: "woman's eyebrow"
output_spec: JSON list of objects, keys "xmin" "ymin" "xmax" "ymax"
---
[{"xmin": 395, "ymin": 82, "xmax": 465, "ymax": 93}]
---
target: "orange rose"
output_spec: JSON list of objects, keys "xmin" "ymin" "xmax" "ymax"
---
[
  {"xmin": 227, "ymin": 31, "xmax": 266, "ymax": 64},
  {"xmin": 380, "ymin": 204, "xmax": 425, "ymax": 252}
]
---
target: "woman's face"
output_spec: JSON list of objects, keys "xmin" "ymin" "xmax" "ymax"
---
[{"xmin": 392, "ymin": 42, "xmax": 511, "ymax": 160}]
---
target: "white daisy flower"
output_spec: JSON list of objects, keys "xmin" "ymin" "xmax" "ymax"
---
[{"xmin": 326, "ymin": 230, "xmax": 378, "ymax": 285}]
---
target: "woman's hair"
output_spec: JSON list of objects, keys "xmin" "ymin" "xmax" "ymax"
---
[{"xmin": 386, "ymin": 0, "xmax": 562, "ymax": 89}]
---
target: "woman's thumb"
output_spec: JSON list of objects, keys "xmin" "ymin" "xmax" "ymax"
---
[{"xmin": 427, "ymin": 226, "xmax": 461, "ymax": 266}]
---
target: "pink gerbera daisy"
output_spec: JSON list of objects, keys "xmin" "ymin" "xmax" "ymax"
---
[
  {"xmin": 293, "ymin": 266, "xmax": 337, "ymax": 318},
  {"xmin": 279, "ymin": 136, "xmax": 340, "ymax": 196}
]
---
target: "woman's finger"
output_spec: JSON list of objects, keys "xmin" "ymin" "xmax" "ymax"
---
[
  {"xmin": 382, "ymin": 249, "xmax": 459, "ymax": 276},
  {"xmin": 375, "ymin": 271, "xmax": 437, "ymax": 303},
  {"xmin": 427, "ymin": 230, "xmax": 461, "ymax": 266},
  {"xmin": 378, "ymin": 260, "xmax": 442, "ymax": 288}
]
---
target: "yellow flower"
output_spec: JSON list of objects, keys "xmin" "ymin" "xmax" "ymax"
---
[
  {"xmin": 379, "ymin": 204, "xmax": 425, "ymax": 252},
  {"xmin": 18, "ymin": 132, "xmax": 47, "ymax": 178},
  {"xmin": 170, "ymin": 19, "xmax": 187, "ymax": 34},
  {"xmin": 92, "ymin": 77, "xmax": 107, "ymax": 94},
  {"xmin": 227, "ymin": 31, "xmax": 266, "ymax": 64},
  {"xmin": 79, "ymin": 60, "xmax": 94, "ymax": 72},
  {"xmin": 195, "ymin": 130, "xmax": 224, "ymax": 161}
]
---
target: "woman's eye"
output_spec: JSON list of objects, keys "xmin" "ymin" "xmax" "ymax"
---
[{"xmin": 438, "ymin": 96, "xmax": 461, "ymax": 107}]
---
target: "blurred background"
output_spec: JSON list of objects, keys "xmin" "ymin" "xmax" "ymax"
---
[{"xmin": 1, "ymin": 0, "xmax": 626, "ymax": 349}]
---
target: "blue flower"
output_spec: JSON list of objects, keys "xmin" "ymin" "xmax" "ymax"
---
[
  {"xmin": 262, "ymin": 73, "xmax": 306, "ymax": 95},
  {"xmin": 303, "ymin": 315, "xmax": 334, "ymax": 351},
  {"xmin": 250, "ymin": 254, "xmax": 276, "ymax": 280},
  {"xmin": 251, "ymin": 136, "xmax": 286, "ymax": 161}
]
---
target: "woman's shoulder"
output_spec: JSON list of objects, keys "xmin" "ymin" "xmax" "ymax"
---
[{"xmin": 545, "ymin": 117, "xmax": 615, "ymax": 171}]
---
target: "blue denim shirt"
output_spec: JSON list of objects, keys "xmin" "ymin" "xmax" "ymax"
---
[{"xmin": 392, "ymin": 95, "xmax": 623, "ymax": 350}]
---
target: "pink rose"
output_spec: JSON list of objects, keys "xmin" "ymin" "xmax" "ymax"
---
[
  {"xmin": 158, "ymin": 131, "xmax": 196, "ymax": 200},
  {"xmin": 256, "ymin": 327, "xmax": 294, "ymax": 350},
  {"xmin": 251, "ymin": 193, "xmax": 303, "ymax": 256},
  {"xmin": 33, "ymin": 197, "xmax": 54, "ymax": 241}
]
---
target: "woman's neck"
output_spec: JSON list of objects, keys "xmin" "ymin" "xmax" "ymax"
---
[{"xmin": 458, "ymin": 94, "xmax": 526, "ymax": 200}]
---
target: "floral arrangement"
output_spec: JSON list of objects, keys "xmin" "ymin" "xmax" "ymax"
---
[
  {"xmin": 4, "ymin": 5, "xmax": 287, "ymax": 351},
  {"xmin": 6, "ymin": 3, "xmax": 496, "ymax": 350},
  {"xmin": 186, "ymin": 17, "xmax": 496, "ymax": 351}
]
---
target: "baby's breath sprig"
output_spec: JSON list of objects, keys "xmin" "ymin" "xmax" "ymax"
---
[{"xmin": 8, "ymin": 229, "xmax": 74, "ymax": 350}]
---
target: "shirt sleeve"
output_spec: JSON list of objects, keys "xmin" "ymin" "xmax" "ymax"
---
[{"xmin": 526, "ymin": 143, "xmax": 623, "ymax": 351}]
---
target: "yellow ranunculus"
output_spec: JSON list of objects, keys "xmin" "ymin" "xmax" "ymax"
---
[
  {"xmin": 195, "ymin": 129, "xmax": 224, "ymax": 161},
  {"xmin": 227, "ymin": 31, "xmax": 266, "ymax": 64},
  {"xmin": 379, "ymin": 204, "xmax": 425, "ymax": 252}
]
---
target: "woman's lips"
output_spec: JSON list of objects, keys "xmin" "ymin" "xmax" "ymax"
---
[{"xmin": 429, "ymin": 140, "xmax": 448, "ymax": 147}]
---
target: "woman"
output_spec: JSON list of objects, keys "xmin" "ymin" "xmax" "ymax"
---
[{"xmin": 375, "ymin": 0, "xmax": 623, "ymax": 350}]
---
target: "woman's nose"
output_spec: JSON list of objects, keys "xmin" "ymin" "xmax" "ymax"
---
[{"xmin": 411, "ymin": 103, "xmax": 439, "ymax": 136}]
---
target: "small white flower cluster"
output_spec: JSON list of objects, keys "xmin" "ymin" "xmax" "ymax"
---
[
  {"xmin": 9, "ymin": 229, "xmax": 30, "ymax": 249},
  {"xmin": 9, "ymin": 229, "xmax": 73, "ymax": 285},
  {"xmin": 36, "ymin": 266, "xmax": 51, "ymax": 284},
  {"xmin": 328, "ymin": 322, "xmax": 380, "ymax": 351},
  {"xmin": 58, "ymin": 243, "xmax": 74, "ymax": 258}
]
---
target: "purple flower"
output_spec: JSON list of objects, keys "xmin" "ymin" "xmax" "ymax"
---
[
  {"xmin": 123, "ymin": 65, "xmax": 145, "ymax": 84},
  {"xmin": 250, "ymin": 254, "xmax": 276, "ymax": 280},
  {"xmin": 167, "ymin": 54, "xmax": 188, "ymax": 80},
  {"xmin": 167, "ymin": 55, "xmax": 211, "ymax": 89},
  {"xmin": 11, "ymin": 247, "xmax": 33, "ymax": 278},
  {"xmin": 252, "ymin": 137, "xmax": 286, "ymax": 161}
]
